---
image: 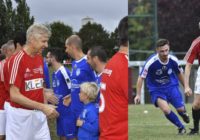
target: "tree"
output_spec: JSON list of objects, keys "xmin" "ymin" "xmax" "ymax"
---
[
  {"xmin": 0, "ymin": 0, "xmax": 9, "ymax": 45},
  {"xmin": 78, "ymin": 22, "xmax": 115, "ymax": 58},
  {"xmin": 13, "ymin": 0, "xmax": 34, "ymax": 33},
  {"xmin": 158, "ymin": 0, "xmax": 200, "ymax": 58},
  {"xmin": 45, "ymin": 21, "xmax": 73, "ymax": 61},
  {"xmin": 129, "ymin": 0, "xmax": 156, "ymax": 61},
  {"xmin": 48, "ymin": 21, "xmax": 73, "ymax": 49},
  {"xmin": 0, "ymin": 0, "xmax": 34, "ymax": 46},
  {"xmin": 109, "ymin": 27, "xmax": 119, "ymax": 54}
]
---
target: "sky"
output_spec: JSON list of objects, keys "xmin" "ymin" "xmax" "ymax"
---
[{"xmin": 13, "ymin": 0, "xmax": 128, "ymax": 32}]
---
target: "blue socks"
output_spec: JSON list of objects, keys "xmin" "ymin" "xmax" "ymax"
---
[
  {"xmin": 178, "ymin": 111, "xmax": 185, "ymax": 117},
  {"xmin": 165, "ymin": 111, "xmax": 184, "ymax": 129}
]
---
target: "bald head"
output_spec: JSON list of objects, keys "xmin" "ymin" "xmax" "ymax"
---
[{"xmin": 65, "ymin": 35, "xmax": 82, "ymax": 50}]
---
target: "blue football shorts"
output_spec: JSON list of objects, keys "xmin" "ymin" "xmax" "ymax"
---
[{"xmin": 150, "ymin": 86, "xmax": 184, "ymax": 109}]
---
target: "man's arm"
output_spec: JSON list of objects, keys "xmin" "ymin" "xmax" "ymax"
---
[
  {"xmin": 10, "ymin": 85, "xmax": 59, "ymax": 119},
  {"xmin": 134, "ymin": 76, "xmax": 144, "ymax": 104},
  {"xmin": 184, "ymin": 63, "xmax": 193, "ymax": 96}
]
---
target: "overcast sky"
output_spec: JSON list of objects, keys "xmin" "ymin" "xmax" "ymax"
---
[{"xmin": 13, "ymin": 0, "xmax": 127, "ymax": 32}]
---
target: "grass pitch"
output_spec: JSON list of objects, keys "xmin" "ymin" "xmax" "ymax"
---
[{"xmin": 129, "ymin": 104, "xmax": 200, "ymax": 140}]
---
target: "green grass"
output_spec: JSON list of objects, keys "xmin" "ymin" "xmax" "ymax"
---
[{"xmin": 129, "ymin": 104, "xmax": 199, "ymax": 140}]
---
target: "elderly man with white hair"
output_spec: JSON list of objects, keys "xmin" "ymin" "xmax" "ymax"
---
[{"xmin": 6, "ymin": 24, "xmax": 59, "ymax": 140}]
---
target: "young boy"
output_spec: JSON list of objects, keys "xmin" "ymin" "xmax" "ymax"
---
[{"xmin": 76, "ymin": 82, "xmax": 99, "ymax": 140}]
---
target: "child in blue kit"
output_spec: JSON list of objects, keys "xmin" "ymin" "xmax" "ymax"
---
[{"xmin": 76, "ymin": 82, "xmax": 99, "ymax": 140}]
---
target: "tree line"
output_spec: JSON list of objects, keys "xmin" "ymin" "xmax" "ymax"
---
[
  {"xmin": 129, "ymin": 0, "xmax": 200, "ymax": 61},
  {"xmin": 0, "ymin": 0, "xmax": 119, "ymax": 58}
]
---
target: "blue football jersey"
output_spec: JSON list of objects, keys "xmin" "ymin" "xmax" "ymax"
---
[
  {"xmin": 140, "ymin": 54, "xmax": 183, "ymax": 91},
  {"xmin": 52, "ymin": 66, "xmax": 71, "ymax": 116},
  {"xmin": 70, "ymin": 56, "xmax": 96, "ymax": 115},
  {"xmin": 78, "ymin": 102, "xmax": 99, "ymax": 140},
  {"xmin": 43, "ymin": 58, "xmax": 51, "ymax": 88}
]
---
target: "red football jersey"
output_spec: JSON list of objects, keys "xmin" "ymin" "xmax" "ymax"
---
[
  {"xmin": 184, "ymin": 36, "xmax": 200, "ymax": 64},
  {"xmin": 3, "ymin": 55, "xmax": 15, "ymax": 102},
  {"xmin": 99, "ymin": 52, "xmax": 128, "ymax": 140},
  {"xmin": 0, "ymin": 60, "xmax": 7, "ymax": 109},
  {"xmin": 9, "ymin": 50, "xmax": 44, "ymax": 109}
]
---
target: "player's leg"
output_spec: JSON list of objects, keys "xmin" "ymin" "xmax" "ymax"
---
[
  {"xmin": 188, "ymin": 72, "xmax": 200, "ymax": 135},
  {"xmin": 189, "ymin": 94, "xmax": 200, "ymax": 135},
  {"xmin": 157, "ymin": 98, "xmax": 186, "ymax": 134},
  {"xmin": 168, "ymin": 86, "xmax": 190, "ymax": 124},
  {"xmin": 176, "ymin": 107, "xmax": 190, "ymax": 124},
  {"xmin": 57, "ymin": 116, "xmax": 77, "ymax": 140},
  {"xmin": 64, "ymin": 111, "xmax": 78, "ymax": 140}
]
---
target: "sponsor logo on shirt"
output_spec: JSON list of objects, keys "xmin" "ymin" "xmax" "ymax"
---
[
  {"xmin": 25, "ymin": 78, "xmax": 43, "ymax": 91},
  {"xmin": 71, "ymin": 79, "xmax": 80, "ymax": 89},
  {"xmin": 33, "ymin": 66, "xmax": 43, "ymax": 74},
  {"xmin": 155, "ymin": 69, "xmax": 163, "ymax": 75},
  {"xmin": 102, "ymin": 69, "xmax": 112, "ymax": 76},
  {"xmin": 155, "ymin": 76, "xmax": 170, "ymax": 85}
]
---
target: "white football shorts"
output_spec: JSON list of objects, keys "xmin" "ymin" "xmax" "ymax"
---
[
  {"xmin": 6, "ymin": 105, "xmax": 50, "ymax": 140},
  {"xmin": 0, "ymin": 110, "xmax": 6, "ymax": 135},
  {"xmin": 194, "ymin": 67, "xmax": 200, "ymax": 94}
]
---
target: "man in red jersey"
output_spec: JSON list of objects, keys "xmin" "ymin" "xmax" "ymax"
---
[
  {"xmin": 184, "ymin": 22, "xmax": 200, "ymax": 135},
  {"xmin": 4, "ymin": 32, "xmax": 58, "ymax": 106},
  {"xmin": 6, "ymin": 24, "xmax": 59, "ymax": 140},
  {"xmin": 99, "ymin": 16, "xmax": 128, "ymax": 140},
  {"xmin": 0, "ymin": 41, "xmax": 15, "ymax": 105},
  {"xmin": 0, "ymin": 41, "xmax": 15, "ymax": 140}
]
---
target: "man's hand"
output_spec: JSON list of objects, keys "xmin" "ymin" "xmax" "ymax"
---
[
  {"xmin": 41, "ymin": 104, "xmax": 59, "ymax": 119},
  {"xmin": 76, "ymin": 118, "xmax": 84, "ymax": 127},
  {"xmin": 63, "ymin": 94, "xmax": 71, "ymax": 106},
  {"xmin": 134, "ymin": 95, "xmax": 141, "ymax": 104},
  {"xmin": 184, "ymin": 87, "xmax": 192, "ymax": 96}
]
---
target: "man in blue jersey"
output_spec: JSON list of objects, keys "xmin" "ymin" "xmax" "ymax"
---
[
  {"xmin": 48, "ymin": 49, "xmax": 75, "ymax": 140},
  {"xmin": 87, "ymin": 46, "xmax": 107, "ymax": 103},
  {"xmin": 43, "ymin": 58, "xmax": 51, "ymax": 88},
  {"xmin": 65, "ymin": 35, "xmax": 96, "ymax": 138},
  {"xmin": 46, "ymin": 51, "xmax": 52, "ymax": 66},
  {"xmin": 134, "ymin": 39, "xmax": 190, "ymax": 134}
]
